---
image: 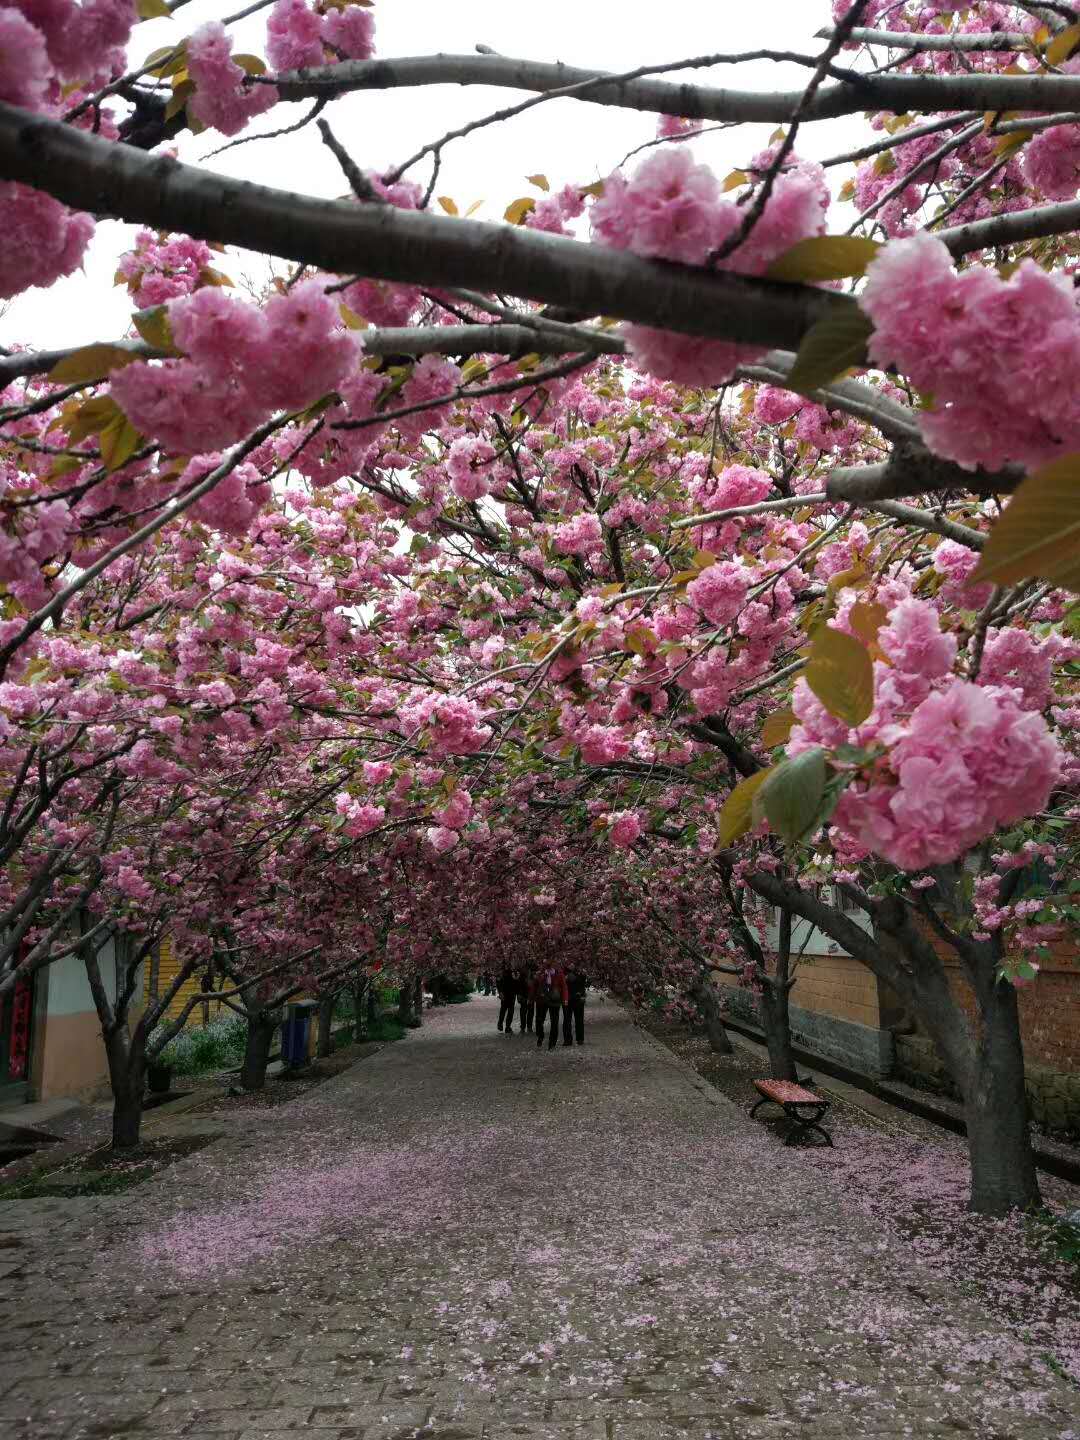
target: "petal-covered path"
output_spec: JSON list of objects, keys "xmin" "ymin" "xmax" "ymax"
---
[{"xmin": 1, "ymin": 996, "xmax": 1078, "ymax": 1440}]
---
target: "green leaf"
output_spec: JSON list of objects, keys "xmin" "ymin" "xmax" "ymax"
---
[
  {"xmin": 1044, "ymin": 21, "xmax": 1080, "ymax": 66},
  {"xmin": 526, "ymin": 174, "xmax": 550, "ymax": 191},
  {"xmin": 766, "ymin": 235, "xmax": 882, "ymax": 284},
  {"xmin": 760, "ymin": 708, "xmax": 796, "ymax": 748},
  {"xmin": 48, "ymin": 453, "xmax": 85, "ymax": 480},
  {"xmin": 132, "ymin": 305, "xmax": 174, "ymax": 352},
  {"xmin": 61, "ymin": 395, "xmax": 124, "ymax": 444},
  {"xmin": 136, "ymin": 0, "xmax": 172, "ymax": 17},
  {"xmin": 48, "ymin": 344, "xmax": 141, "ymax": 385},
  {"xmin": 848, "ymin": 599, "xmax": 888, "ymax": 648},
  {"xmin": 757, "ymin": 748, "xmax": 827, "ymax": 844},
  {"xmin": 504, "ymin": 197, "xmax": 536, "ymax": 225},
  {"xmin": 805, "ymin": 625, "xmax": 874, "ymax": 727},
  {"xmin": 786, "ymin": 307, "xmax": 874, "ymax": 395},
  {"xmin": 98, "ymin": 412, "xmax": 142, "ymax": 471},
  {"xmin": 716, "ymin": 767, "xmax": 774, "ymax": 847},
  {"xmin": 165, "ymin": 78, "xmax": 194, "ymax": 122},
  {"xmin": 971, "ymin": 454, "xmax": 1080, "ymax": 593},
  {"xmin": 232, "ymin": 53, "xmax": 268, "ymax": 76},
  {"xmin": 142, "ymin": 43, "xmax": 187, "ymax": 78}
]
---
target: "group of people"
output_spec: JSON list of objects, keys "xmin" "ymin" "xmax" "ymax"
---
[{"xmin": 481, "ymin": 965, "xmax": 589, "ymax": 1049}]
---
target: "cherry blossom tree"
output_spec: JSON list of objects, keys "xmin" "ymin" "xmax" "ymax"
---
[{"xmin": 4, "ymin": 0, "xmax": 1080, "ymax": 1210}]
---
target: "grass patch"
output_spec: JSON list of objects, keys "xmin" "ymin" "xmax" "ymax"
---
[
  {"xmin": 1031, "ymin": 1208, "xmax": 1080, "ymax": 1269},
  {"xmin": 151, "ymin": 1014, "xmax": 248, "ymax": 1079},
  {"xmin": 361, "ymin": 1014, "xmax": 407, "ymax": 1043},
  {"xmin": 0, "ymin": 1135, "xmax": 213, "ymax": 1201}
]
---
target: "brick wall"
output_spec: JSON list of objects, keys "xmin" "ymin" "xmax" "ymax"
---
[
  {"xmin": 916, "ymin": 936, "xmax": 1080, "ymax": 1077},
  {"xmin": 715, "ymin": 951, "xmax": 881, "ymax": 1028},
  {"xmin": 715, "ymin": 924, "xmax": 1080, "ymax": 1136},
  {"xmin": 786, "ymin": 952, "xmax": 882, "ymax": 1029}
]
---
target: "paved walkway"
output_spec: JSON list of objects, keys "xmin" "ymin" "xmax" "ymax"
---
[{"xmin": 1, "ymin": 996, "xmax": 1077, "ymax": 1440}]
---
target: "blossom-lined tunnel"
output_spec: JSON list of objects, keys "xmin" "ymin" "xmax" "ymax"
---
[{"xmin": 4, "ymin": 0, "xmax": 1080, "ymax": 1260}]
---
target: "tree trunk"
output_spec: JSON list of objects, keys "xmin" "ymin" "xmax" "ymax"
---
[
  {"xmin": 397, "ymin": 982, "xmax": 413, "ymax": 1027},
  {"xmin": 411, "ymin": 976, "xmax": 423, "ymax": 1028},
  {"xmin": 759, "ymin": 909, "xmax": 797, "ymax": 1081},
  {"xmin": 965, "ymin": 974, "xmax": 1041, "ymax": 1215},
  {"xmin": 759, "ymin": 982, "xmax": 798, "ymax": 1081},
  {"xmin": 367, "ymin": 980, "xmax": 377, "ymax": 1028},
  {"xmin": 317, "ymin": 994, "xmax": 335, "ymax": 1058},
  {"xmin": 104, "ymin": 1025, "xmax": 144, "ymax": 1150},
  {"xmin": 742, "ymin": 870, "xmax": 1042, "ymax": 1217},
  {"xmin": 240, "ymin": 1011, "xmax": 276, "ymax": 1091},
  {"xmin": 692, "ymin": 980, "xmax": 732, "ymax": 1054}
]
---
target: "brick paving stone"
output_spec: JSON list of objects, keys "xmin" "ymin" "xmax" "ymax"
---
[{"xmin": 3, "ymin": 996, "xmax": 1079, "ymax": 1440}]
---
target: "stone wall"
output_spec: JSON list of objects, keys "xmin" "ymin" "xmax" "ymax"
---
[
  {"xmin": 894, "ymin": 1033, "xmax": 1080, "ymax": 1140},
  {"xmin": 715, "ymin": 920, "xmax": 1080, "ymax": 1141},
  {"xmin": 722, "ymin": 984, "xmax": 895, "ymax": 1077}
]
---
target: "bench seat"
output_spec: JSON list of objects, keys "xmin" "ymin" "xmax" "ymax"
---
[{"xmin": 750, "ymin": 1077, "xmax": 833, "ymax": 1147}]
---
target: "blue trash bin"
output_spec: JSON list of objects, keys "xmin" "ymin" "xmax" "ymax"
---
[{"xmin": 281, "ymin": 1000, "xmax": 318, "ymax": 1068}]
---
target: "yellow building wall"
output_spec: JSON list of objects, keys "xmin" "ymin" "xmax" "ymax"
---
[
  {"xmin": 144, "ymin": 937, "xmax": 225, "ymax": 1027},
  {"xmin": 716, "ymin": 952, "xmax": 882, "ymax": 1030}
]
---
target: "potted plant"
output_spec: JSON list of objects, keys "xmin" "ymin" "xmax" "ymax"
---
[{"xmin": 145, "ymin": 1026, "xmax": 179, "ymax": 1094}]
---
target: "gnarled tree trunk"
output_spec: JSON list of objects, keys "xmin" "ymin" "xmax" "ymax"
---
[
  {"xmin": 691, "ymin": 980, "xmax": 733, "ymax": 1054},
  {"xmin": 759, "ymin": 908, "xmax": 797, "ymax": 1081},
  {"xmin": 104, "ymin": 1023, "xmax": 144, "ymax": 1149},
  {"xmin": 317, "ymin": 993, "xmax": 335, "ymax": 1058},
  {"xmin": 397, "ymin": 981, "xmax": 414, "ymax": 1027},
  {"xmin": 963, "ymin": 949, "xmax": 1040, "ymax": 1215},
  {"xmin": 742, "ymin": 868, "xmax": 1041, "ymax": 1216},
  {"xmin": 240, "ymin": 1009, "xmax": 277, "ymax": 1091}
]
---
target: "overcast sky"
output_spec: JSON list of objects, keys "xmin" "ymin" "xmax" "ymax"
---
[{"xmin": 5, "ymin": 1, "xmax": 859, "ymax": 348}]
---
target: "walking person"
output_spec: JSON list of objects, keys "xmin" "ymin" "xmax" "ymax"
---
[
  {"xmin": 516, "ymin": 965, "xmax": 533, "ymax": 1033},
  {"xmin": 496, "ymin": 965, "xmax": 517, "ymax": 1034},
  {"xmin": 532, "ymin": 963, "xmax": 569, "ymax": 1051},
  {"xmin": 562, "ymin": 966, "xmax": 588, "ymax": 1046}
]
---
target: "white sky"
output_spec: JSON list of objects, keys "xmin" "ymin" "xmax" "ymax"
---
[{"xmin": 4, "ymin": 0, "xmax": 860, "ymax": 348}]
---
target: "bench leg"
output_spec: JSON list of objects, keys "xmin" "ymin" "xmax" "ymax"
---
[
  {"xmin": 783, "ymin": 1119, "xmax": 833, "ymax": 1148},
  {"xmin": 781, "ymin": 1104, "xmax": 833, "ymax": 1148},
  {"xmin": 749, "ymin": 1096, "xmax": 775, "ymax": 1121}
]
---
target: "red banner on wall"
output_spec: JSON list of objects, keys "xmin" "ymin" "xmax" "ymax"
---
[{"xmin": 7, "ymin": 978, "xmax": 31, "ymax": 1080}]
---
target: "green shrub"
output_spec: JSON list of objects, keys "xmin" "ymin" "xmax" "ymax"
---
[
  {"xmin": 364, "ymin": 1015, "xmax": 406, "ymax": 1044},
  {"xmin": 149, "ymin": 1014, "xmax": 248, "ymax": 1077}
]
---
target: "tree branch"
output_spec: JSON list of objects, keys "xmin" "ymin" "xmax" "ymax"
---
[
  {"xmin": 268, "ymin": 53, "xmax": 1080, "ymax": 121},
  {"xmin": 0, "ymin": 103, "xmax": 854, "ymax": 357}
]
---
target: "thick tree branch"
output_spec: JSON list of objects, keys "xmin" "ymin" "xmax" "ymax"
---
[
  {"xmin": 937, "ymin": 196, "xmax": 1080, "ymax": 255},
  {"xmin": 269, "ymin": 53, "xmax": 1080, "ymax": 120},
  {"xmin": 0, "ymin": 322, "xmax": 625, "ymax": 387},
  {"xmin": 0, "ymin": 103, "xmax": 856, "ymax": 353},
  {"xmin": 821, "ymin": 26, "xmax": 1033, "ymax": 51},
  {"xmin": 825, "ymin": 443, "xmax": 1024, "ymax": 503}
]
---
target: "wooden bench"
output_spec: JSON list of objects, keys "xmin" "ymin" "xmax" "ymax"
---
[{"xmin": 750, "ymin": 1079, "xmax": 833, "ymax": 1147}]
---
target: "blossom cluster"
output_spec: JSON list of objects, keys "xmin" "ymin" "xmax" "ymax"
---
[
  {"xmin": 787, "ymin": 598, "xmax": 1063, "ymax": 871},
  {"xmin": 860, "ymin": 233, "xmax": 1080, "ymax": 471},
  {"xmin": 110, "ymin": 282, "xmax": 359, "ymax": 452},
  {"xmin": 590, "ymin": 147, "xmax": 829, "ymax": 386},
  {"xmin": 266, "ymin": 0, "xmax": 375, "ymax": 73}
]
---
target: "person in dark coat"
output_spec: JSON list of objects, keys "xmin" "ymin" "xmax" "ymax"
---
[
  {"xmin": 496, "ymin": 966, "xmax": 517, "ymax": 1034},
  {"xmin": 516, "ymin": 965, "xmax": 533, "ymax": 1033},
  {"xmin": 532, "ymin": 965, "xmax": 569, "ymax": 1051},
  {"xmin": 562, "ymin": 966, "xmax": 588, "ymax": 1045}
]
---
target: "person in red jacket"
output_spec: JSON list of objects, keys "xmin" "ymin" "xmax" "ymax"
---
[{"xmin": 531, "ymin": 964, "xmax": 569, "ymax": 1051}]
